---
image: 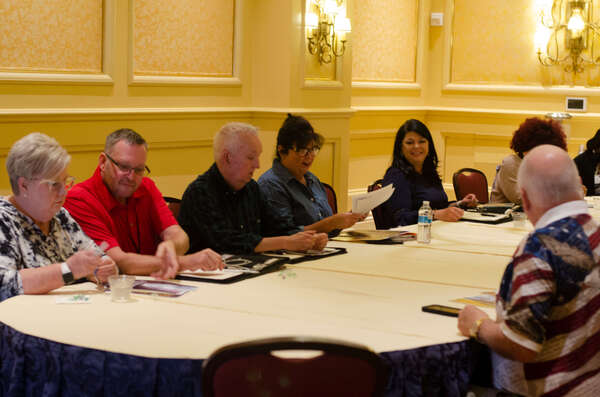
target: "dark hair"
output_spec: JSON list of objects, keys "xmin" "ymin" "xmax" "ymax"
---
[
  {"xmin": 586, "ymin": 128, "xmax": 600, "ymax": 153},
  {"xmin": 390, "ymin": 119, "xmax": 441, "ymax": 185},
  {"xmin": 105, "ymin": 128, "xmax": 148, "ymax": 154},
  {"xmin": 510, "ymin": 118, "xmax": 567, "ymax": 158},
  {"xmin": 276, "ymin": 114, "xmax": 324, "ymax": 160}
]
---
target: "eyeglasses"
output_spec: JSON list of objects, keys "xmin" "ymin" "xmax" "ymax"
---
[
  {"xmin": 104, "ymin": 152, "xmax": 150, "ymax": 176},
  {"xmin": 38, "ymin": 176, "xmax": 76, "ymax": 193},
  {"xmin": 294, "ymin": 146, "xmax": 320, "ymax": 157}
]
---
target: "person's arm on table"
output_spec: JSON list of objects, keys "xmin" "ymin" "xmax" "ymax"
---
[
  {"xmin": 432, "ymin": 207, "xmax": 464, "ymax": 221},
  {"xmin": 106, "ymin": 245, "xmax": 177, "ymax": 279},
  {"xmin": 161, "ymin": 224, "xmax": 189, "ymax": 256},
  {"xmin": 259, "ymin": 178, "xmax": 364, "ymax": 234},
  {"xmin": 20, "ymin": 251, "xmax": 106, "ymax": 294},
  {"xmin": 458, "ymin": 305, "xmax": 538, "ymax": 362},
  {"xmin": 254, "ymin": 230, "xmax": 328, "ymax": 252},
  {"xmin": 304, "ymin": 212, "xmax": 367, "ymax": 233}
]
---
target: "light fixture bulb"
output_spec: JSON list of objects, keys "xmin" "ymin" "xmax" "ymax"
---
[
  {"xmin": 323, "ymin": 0, "xmax": 340, "ymax": 16},
  {"xmin": 568, "ymin": 8, "xmax": 585, "ymax": 37},
  {"xmin": 306, "ymin": 12, "xmax": 319, "ymax": 29},
  {"xmin": 334, "ymin": 17, "xmax": 351, "ymax": 33},
  {"xmin": 534, "ymin": 24, "xmax": 551, "ymax": 53}
]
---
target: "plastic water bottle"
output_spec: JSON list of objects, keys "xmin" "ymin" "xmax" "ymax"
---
[{"xmin": 417, "ymin": 201, "xmax": 432, "ymax": 244}]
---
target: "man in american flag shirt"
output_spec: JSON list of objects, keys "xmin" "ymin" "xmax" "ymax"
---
[{"xmin": 458, "ymin": 144, "xmax": 600, "ymax": 397}]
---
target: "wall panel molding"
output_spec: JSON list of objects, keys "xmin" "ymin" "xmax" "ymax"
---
[
  {"xmin": 0, "ymin": 0, "xmax": 113, "ymax": 85},
  {"xmin": 440, "ymin": 0, "xmax": 600, "ymax": 94},
  {"xmin": 129, "ymin": 0, "xmax": 241, "ymax": 86}
]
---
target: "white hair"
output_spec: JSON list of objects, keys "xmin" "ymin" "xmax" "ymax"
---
[
  {"xmin": 213, "ymin": 122, "xmax": 259, "ymax": 161},
  {"xmin": 6, "ymin": 133, "xmax": 71, "ymax": 195},
  {"xmin": 517, "ymin": 145, "xmax": 582, "ymax": 208}
]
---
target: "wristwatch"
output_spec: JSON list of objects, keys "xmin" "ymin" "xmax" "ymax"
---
[
  {"xmin": 61, "ymin": 262, "xmax": 74, "ymax": 285},
  {"xmin": 469, "ymin": 318, "xmax": 486, "ymax": 341}
]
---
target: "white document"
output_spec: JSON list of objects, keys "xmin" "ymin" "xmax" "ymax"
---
[{"xmin": 352, "ymin": 184, "xmax": 395, "ymax": 214}]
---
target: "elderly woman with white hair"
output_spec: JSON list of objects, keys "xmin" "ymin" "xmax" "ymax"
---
[{"xmin": 0, "ymin": 133, "xmax": 117, "ymax": 302}]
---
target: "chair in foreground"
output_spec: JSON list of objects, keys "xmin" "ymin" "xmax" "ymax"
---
[
  {"xmin": 202, "ymin": 336, "xmax": 389, "ymax": 397},
  {"xmin": 452, "ymin": 168, "xmax": 489, "ymax": 204},
  {"xmin": 321, "ymin": 182, "xmax": 338, "ymax": 214},
  {"xmin": 163, "ymin": 196, "xmax": 182, "ymax": 219},
  {"xmin": 368, "ymin": 179, "xmax": 388, "ymax": 229}
]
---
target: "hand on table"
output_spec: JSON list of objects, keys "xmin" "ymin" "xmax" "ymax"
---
[
  {"xmin": 182, "ymin": 248, "xmax": 224, "ymax": 271},
  {"xmin": 285, "ymin": 230, "xmax": 328, "ymax": 251},
  {"xmin": 67, "ymin": 250, "xmax": 107, "ymax": 280},
  {"xmin": 457, "ymin": 304, "xmax": 490, "ymax": 338},
  {"xmin": 152, "ymin": 240, "xmax": 179, "ymax": 279},
  {"xmin": 458, "ymin": 194, "xmax": 478, "ymax": 209},
  {"xmin": 94, "ymin": 256, "xmax": 118, "ymax": 283},
  {"xmin": 434, "ymin": 207, "xmax": 464, "ymax": 222}
]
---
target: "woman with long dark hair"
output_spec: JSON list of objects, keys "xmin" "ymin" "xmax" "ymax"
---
[{"xmin": 380, "ymin": 119, "xmax": 476, "ymax": 227}]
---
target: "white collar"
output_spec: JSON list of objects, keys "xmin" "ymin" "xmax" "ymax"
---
[{"xmin": 534, "ymin": 200, "xmax": 589, "ymax": 229}]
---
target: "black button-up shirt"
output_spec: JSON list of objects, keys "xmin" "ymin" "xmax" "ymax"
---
[{"xmin": 179, "ymin": 163, "xmax": 301, "ymax": 254}]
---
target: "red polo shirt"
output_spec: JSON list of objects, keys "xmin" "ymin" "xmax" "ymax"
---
[{"xmin": 64, "ymin": 167, "xmax": 177, "ymax": 254}]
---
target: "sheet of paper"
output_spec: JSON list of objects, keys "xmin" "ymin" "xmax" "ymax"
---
[
  {"xmin": 178, "ymin": 268, "xmax": 246, "ymax": 281},
  {"xmin": 461, "ymin": 211, "xmax": 509, "ymax": 222},
  {"xmin": 352, "ymin": 184, "xmax": 394, "ymax": 214}
]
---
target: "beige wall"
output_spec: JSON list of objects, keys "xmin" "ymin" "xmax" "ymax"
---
[{"xmin": 2, "ymin": 0, "xmax": 600, "ymax": 210}]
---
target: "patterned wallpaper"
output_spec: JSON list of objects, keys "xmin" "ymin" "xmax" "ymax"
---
[
  {"xmin": 352, "ymin": 0, "xmax": 417, "ymax": 82},
  {"xmin": 0, "ymin": 0, "xmax": 103, "ymax": 73},
  {"xmin": 451, "ymin": 0, "xmax": 541, "ymax": 85},
  {"xmin": 133, "ymin": 0, "xmax": 234, "ymax": 77}
]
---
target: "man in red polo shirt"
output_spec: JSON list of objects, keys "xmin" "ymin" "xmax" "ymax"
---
[{"xmin": 65, "ymin": 128, "xmax": 222, "ymax": 278}]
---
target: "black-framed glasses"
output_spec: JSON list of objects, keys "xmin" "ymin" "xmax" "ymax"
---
[
  {"xmin": 104, "ymin": 152, "xmax": 150, "ymax": 176},
  {"xmin": 37, "ymin": 175, "xmax": 76, "ymax": 193},
  {"xmin": 295, "ymin": 146, "xmax": 320, "ymax": 157}
]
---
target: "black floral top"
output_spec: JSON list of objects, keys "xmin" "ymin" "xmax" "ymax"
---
[{"xmin": 0, "ymin": 198, "xmax": 101, "ymax": 302}]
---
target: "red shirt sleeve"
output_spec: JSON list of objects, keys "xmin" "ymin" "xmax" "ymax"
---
[{"xmin": 64, "ymin": 186, "xmax": 121, "ymax": 251}]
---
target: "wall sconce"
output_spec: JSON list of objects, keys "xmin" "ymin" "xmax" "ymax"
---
[
  {"xmin": 305, "ymin": 0, "xmax": 351, "ymax": 64},
  {"xmin": 535, "ymin": 0, "xmax": 600, "ymax": 75}
]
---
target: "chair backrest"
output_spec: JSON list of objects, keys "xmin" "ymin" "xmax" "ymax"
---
[
  {"xmin": 321, "ymin": 182, "xmax": 338, "ymax": 214},
  {"xmin": 202, "ymin": 336, "xmax": 389, "ymax": 397},
  {"xmin": 368, "ymin": 179, "xmax": 388, "ymax": 229},
  {"xmin": 452, "ymin": 168, "xmax": 489, "ymax": 204},
  {"xmin": 163, "ymin": 196, "xmax": 182, "ymax": 219}
]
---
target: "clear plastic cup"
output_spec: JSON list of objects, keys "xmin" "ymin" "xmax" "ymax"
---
[{"xmin": 108, "ymin": 275, "xmax": 136, "ymax": 302}]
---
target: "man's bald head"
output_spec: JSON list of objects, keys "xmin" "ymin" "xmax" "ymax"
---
[{"xmin": 518, "ymin": 144, "xmax": 583, "ymax": 210}]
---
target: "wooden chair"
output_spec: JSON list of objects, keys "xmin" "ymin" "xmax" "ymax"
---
[
  {"xmin": 163, "ymin": 196, "xmax": 182, "ymax": 219},
  {"xmin": 452, "ymin": 168, "xmax": 489, "ymax": 204},
  {"xmin": 368, "ymin": 179, "xmax": 388, "ymax": 229},
  {"xmin": 321, "ymin": 182, "xmax": 338, "ymax": 214},
  {"xmin": 202, "ymin": 336, "xmax": 389, "ymax": 397}
]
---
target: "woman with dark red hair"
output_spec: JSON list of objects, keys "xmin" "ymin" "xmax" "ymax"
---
[{"xmin": 490, "ymin": 117, "xmax": 567, "ymax": 204}]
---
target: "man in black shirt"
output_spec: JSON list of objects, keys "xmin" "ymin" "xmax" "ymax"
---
[{"xmin": 179, "ymin": 122, "xmax": 328, "ymax": 254}]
